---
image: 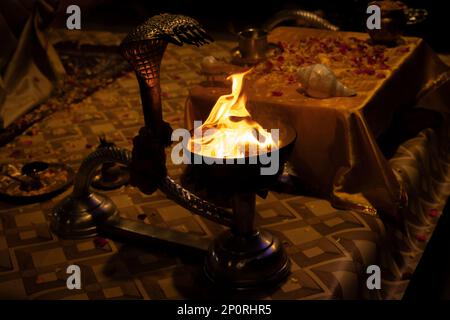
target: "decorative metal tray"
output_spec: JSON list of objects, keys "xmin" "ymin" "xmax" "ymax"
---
[{"xmin": 0, "ymin": 162, "xmax": 74, "ymax": 203}]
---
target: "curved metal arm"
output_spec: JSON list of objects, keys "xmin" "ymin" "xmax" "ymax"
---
[
  {"xmin": 263, "ymin": 9, "xmax": 339, "ymax": 32},
  {"xmin": 416, "ymin": 70, "xmax": 450, "ymax": 103},
  {"xmin": 72, "ymin": 146, "xmax": 132, "ymax": 198},
  {"xmin": 160, "ymin": 176, "xmax": 233, "ymax": 226},
  {"xmin": 72, "ymin": 146, "xmax": 233, "ymax": 227}
]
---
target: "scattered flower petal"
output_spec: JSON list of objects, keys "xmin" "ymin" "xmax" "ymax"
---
[
  {"xmin": 271, "ymin": 91, "xmax": 283, "ymax": 97},
  {"xmin": 94, "ymin": 237, "xmax": 109, "ymax": 248},
  {"xmin": 428, "ymin": 209, "xmax": 440, "ymax": 218},
  {"xmin": 416, "ymin": 234, "xmax": 427, "ymax": 242}
]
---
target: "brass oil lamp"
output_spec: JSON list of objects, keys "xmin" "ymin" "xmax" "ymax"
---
[{"xmin": 51, "ymin": 14, "xmax": 295, "ymax": 290}]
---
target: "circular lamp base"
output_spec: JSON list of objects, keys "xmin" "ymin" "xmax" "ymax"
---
[
  {"xmin": 51, "ymin": 192, "xmax": 118, "ymax": 239},
  {"xmin": 204, "ymin": 229, "xmax": 290, "ymax": 290}
]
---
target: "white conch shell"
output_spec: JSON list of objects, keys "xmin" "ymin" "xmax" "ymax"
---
[{"xmin": 297, "ymin": 64, "xmax": 356, "ymax": 98}]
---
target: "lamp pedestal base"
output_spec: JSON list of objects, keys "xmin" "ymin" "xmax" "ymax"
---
[
  {"xmin": 204, "ymin": 229, "xmax": 290, "ymax": 290},
  {"xmin": 51, "ymin": 192, "xmax": 118, "ymax": 239}
]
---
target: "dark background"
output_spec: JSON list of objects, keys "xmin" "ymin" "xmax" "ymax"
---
[{"xmin": 53, "ymin": 0, "xmax": 449, "ymax": 51}]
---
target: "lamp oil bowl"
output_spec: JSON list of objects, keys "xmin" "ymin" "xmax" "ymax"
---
[
  {"xmin": 183, "ymin": 70, "xmax": 296, "ymax": 195},
  {"xmin": 186, "ymin": 125, "xmax": 295, "ymax": 187}
]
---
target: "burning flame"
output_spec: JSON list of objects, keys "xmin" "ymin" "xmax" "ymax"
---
[{"xmin": 189, "ymin": 70, "xmax": 278, "ymax": 159}]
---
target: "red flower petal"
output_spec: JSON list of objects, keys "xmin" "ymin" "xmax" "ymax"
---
[
  {"xmin": 287, "ymin": 75, "xmax": 296, "ymax": 84},
  {"xmin": 94, "ymin": 237, "xmax": 109, "ymax": 248},
  {"xmin": 416, "ymin": 234, "xmax": 427, "ymax": 242},
  {"xmin": 271, "ymin": 91, "xmax": 283, "ymax": 97},
  {"xmin": 397, "ymin": 46, "xmax": 410, "ymax": 53},
  {"xmin": 428, "ymin": 209, "xmax": 440, "ymax": 217},
  {"xmin": 8, "ymin": 150, "xmax": 23, "ymax": 158}
]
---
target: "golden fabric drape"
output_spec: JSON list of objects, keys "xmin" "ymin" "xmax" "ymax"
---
[{"xmin": 185, "ymin": 27, "xmax": 450, "ymax": 221}]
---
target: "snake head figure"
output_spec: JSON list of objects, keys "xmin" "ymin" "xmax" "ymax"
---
[
  {"xmin": 122, "ymin": 13, "xmax": 213, "ymax": 47},
  {"xmin": 120, "ymin": 14, "xmax": 213, "ymax": 195}
]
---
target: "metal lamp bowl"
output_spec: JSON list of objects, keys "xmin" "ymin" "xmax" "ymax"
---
[{"xmin": 184, "ymin": 123, "xmax": 296, "ymax": 188}]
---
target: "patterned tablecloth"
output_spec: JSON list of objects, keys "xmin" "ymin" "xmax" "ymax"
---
[{"xmin": 0, "ymin": 30, "xmax": 448, "ymax": 300}]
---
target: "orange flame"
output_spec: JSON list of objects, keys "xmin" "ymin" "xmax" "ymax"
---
[{"xmin": 189, "ymin": 70, "xmax": 278, "ymax": 159}]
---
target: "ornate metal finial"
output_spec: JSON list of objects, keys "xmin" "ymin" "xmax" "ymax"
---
[
  {"xmin": 118, "ymin": 14, "xmax": 214, "ymax": 193},
  {"xmin": 122, "ymin": 13, "xmax": 213, "ymax": 47},
  {"xmin": 120, "ymin": 13, "xmax": 213, "ymax": 88}
]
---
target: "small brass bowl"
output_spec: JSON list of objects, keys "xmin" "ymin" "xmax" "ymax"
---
[
  {"xmin": 367, "ymin": 1, "xmax": 407, "ymax": 46},
  {"xmin": 231, "ymin": 28, "xmax": 282, "ymax": 65}
]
